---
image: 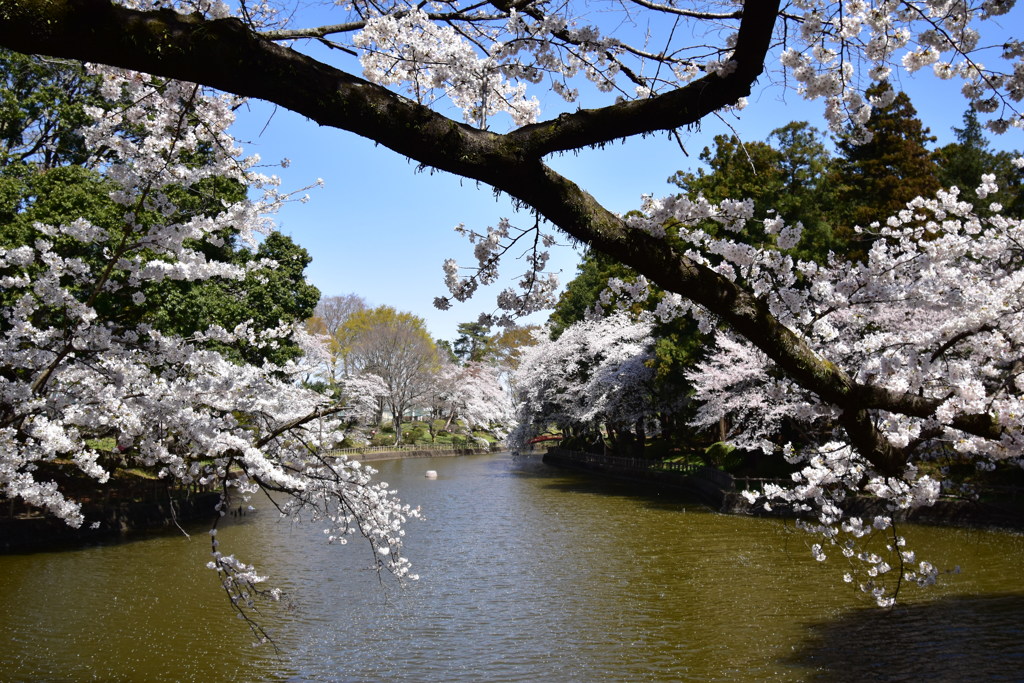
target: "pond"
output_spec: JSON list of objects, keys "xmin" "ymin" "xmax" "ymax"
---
[{"xmin": 1, "ymin": 452, "xmax": 1022, "ymax": 681}]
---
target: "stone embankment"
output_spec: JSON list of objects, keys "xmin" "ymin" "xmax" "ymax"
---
[
  {"xmin": 327, "ymin": 443, "xmax": 500, "ymax": 462},
  {"xmin": 542, "ymin": 447, "xmax": 733, "ymax": 507},
  {"xmin": 543, "ymin": 447, "xmax": 1024, "ymax": 532}
]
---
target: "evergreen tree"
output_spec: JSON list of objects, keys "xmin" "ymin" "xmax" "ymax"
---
[
  {"xmin": 766, "ymin": 121, "xmax": 838, "ymax": 262},
  {"xmin": 992, "ymin": 150, "xmax": 1024, "ymax": 219},
  {"xmin": 832, "ymin": 82, "xmax": 941, "ymax": 260},
  {"xmin": 548, "ymin": 248, "xmax": 640, "ymax": 338},
  {"xmin": 0, "ymin": 50, "xmax": 320, "ymax": 366},
  {"xmin": 0, "ymin": 49, "xmax": 103, "ymax": 169},
  {"xmin": 934, "ymin": 108, "xmax": 1024, "ymax": 218},
  {"xmin": 670, "ymin": 123, "xmax": 837, "ymax": 262},
  {"xmin": 435, "ymin": 338, "xmax": 459, "ymax": 364},
  {"xmin": 935, "ymin": 108, "xmax": 990, "ymax": 191},
  {"xmin": 453, "ymin": 321, "xmax": 493, "ymax": 363}
]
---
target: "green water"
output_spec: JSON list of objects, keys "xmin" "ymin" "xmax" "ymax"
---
[{"xmin": 1, "ymin": 452, "xmax": 1022, "ymax": 681}]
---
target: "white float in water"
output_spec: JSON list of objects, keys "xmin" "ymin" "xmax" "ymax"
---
[{"xmin": 425, "ymin": 470, "xmax": 438, "ymax": 479}]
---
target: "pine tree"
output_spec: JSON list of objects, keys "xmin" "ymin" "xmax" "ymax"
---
[
  {"xmin": 767, "ymin": 121, "xmax": 838, "ymax": 263},
  {"xmin": 453, "ymin": 321, "xmax": 493, "ymax": 363},
  {"xmin": 934, "ymin": 108, "xmax": 1024, "ymax": 218},
  {"xmin": 832, "ymin": 82, "xmax": 941, "ymax": 261},
  {"xmin": 670, "ymin": 123, "xmax": 837, "ymax": 262},
  {"xmin": 935, "ymin": 108, "xmax": 990, "ymax": 191}
]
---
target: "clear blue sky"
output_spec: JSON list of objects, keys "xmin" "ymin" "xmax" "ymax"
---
[{"xmin": 229, "ymin": 12, "xmax": 1023, "ymax": 344}]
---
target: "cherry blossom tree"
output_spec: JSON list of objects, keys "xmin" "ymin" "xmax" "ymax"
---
[
  {"xmin": 659, "ymin": 177, "xmax": 1024, "ymax": 604},
  {"xmin": 0, "ymin": 65, "xmax": 418, "ymax": 637},
  {"xmin": 510, "ymin": 314, "xmax": 658, "ymax": 454},
  {"xmin": 432, "ymin": 361, "xmax": 514, "ymax": 436},
  {"xmin": 339, "ymin": 371, "xmax": 391, "ymax": 427},
  {"xmin": 1, "ymin": 0, "xmax": 1023, "ymax": 603}
]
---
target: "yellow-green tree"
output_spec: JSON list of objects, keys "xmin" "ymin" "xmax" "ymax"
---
[
  {"xmin": 487, "ymin": 324, "xmax": 541, "ymax": 372},
  {"xmin": 341, "ymin": 306, "xmax": 438, "ymax": 443}
]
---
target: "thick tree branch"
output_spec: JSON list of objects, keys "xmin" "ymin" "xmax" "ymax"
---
[
  {"xmin": 0, "ymin": 0, "xmax": 1003, "ymax": 474},
  {"xmin": 0, "ymin": 0, "xmax": 504, "ymax": 177},
  {"xmin": 0, "ymin": 0, "xmax": 775, "ymax": 165},
  {"xmin": 510, "ymin": 0, "xmax": 779, "ymax": 155}
]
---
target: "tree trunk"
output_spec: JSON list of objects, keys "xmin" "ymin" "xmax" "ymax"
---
[{"xmin": 392, "ymin": 406, "xmax": 404, "ymax": 445}]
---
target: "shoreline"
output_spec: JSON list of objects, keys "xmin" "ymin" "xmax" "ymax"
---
[
  {"xmin": 542, "ymin": 448, "xmax": 1024, "ymax": 534},
  {"xmin": 335, "ymin": 445, "xmax": 502, "ymax": 463},
  {"xmin": 0, "ymin": 489, "xmax": 222, "ymax": 553},
  {"xmin": 1, "ymin": 448, "xmax": 505, "ymax": 553}
]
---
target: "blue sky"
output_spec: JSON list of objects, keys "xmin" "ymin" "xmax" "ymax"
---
[{"xmin": 229, "ymin": 12, "xmax": 1023, "ymax": 343}]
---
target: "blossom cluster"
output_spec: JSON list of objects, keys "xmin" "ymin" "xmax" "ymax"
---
[
  {"xmin": 778, "ymin": 4, "xmax": 1007, "ymax": 133},
  {"xmin": 777, "ymin": 1, "xmax": 1022, "ymax": 137},
  {"xmin": 355, "ymin": 9, "xmax": 540, "ymax": 127},
  {"xmin": 436, "ymin": 218, "xmax": 559, "ymax": 325}
]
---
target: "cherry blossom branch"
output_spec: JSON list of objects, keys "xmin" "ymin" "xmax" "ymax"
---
[
  {"xmin": 928, "ymin": 323, "xmax": 997, "ymax": 362},
  {"xmin": 260, "ymin": 4, "xmax": 508, "ymax": 41},
  {"xmin": 510, "ymin": 1, "xmax": 780, "ymax": 154},
  {"xmin": 624, "ymin": 0, "xmax": 742, "ymax": 21}
]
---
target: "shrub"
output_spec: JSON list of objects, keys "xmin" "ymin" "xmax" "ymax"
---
[
  {"xmin": 370, "ymin": 432, "xmax": 393, "ymax": 447},
  {"xmin": 472, "ymin": 431, "xmax": 496, "ymax": 444},
  {"xmin": 704, "ymin": 441, "xmax": 743, "ymax": 471}
]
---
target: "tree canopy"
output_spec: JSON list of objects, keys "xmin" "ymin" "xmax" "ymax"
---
[
  {"xmin": 1, "ymin": 0, "xmax": 1024, "ymax": 607},
  {"xmin": 832, "ymin": 81, "xmax": 943, "ymax": 259},
  {"xmin": 0, "ymin": 49, "xmax": 418, "ymax": 636}
]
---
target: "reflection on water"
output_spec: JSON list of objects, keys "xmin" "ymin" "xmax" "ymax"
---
[
  {"xmin": 789, "ymin": 594, "xmax": 1024, "ymax": 682},
  {"xmin": 0, "ymin": 452, "xmax": 1022, "ymax": 681}
]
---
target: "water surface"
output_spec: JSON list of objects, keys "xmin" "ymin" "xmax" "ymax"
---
[{"xmin": 1, "ymin": 452, "xmax": 1021, "ymax": 681}]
